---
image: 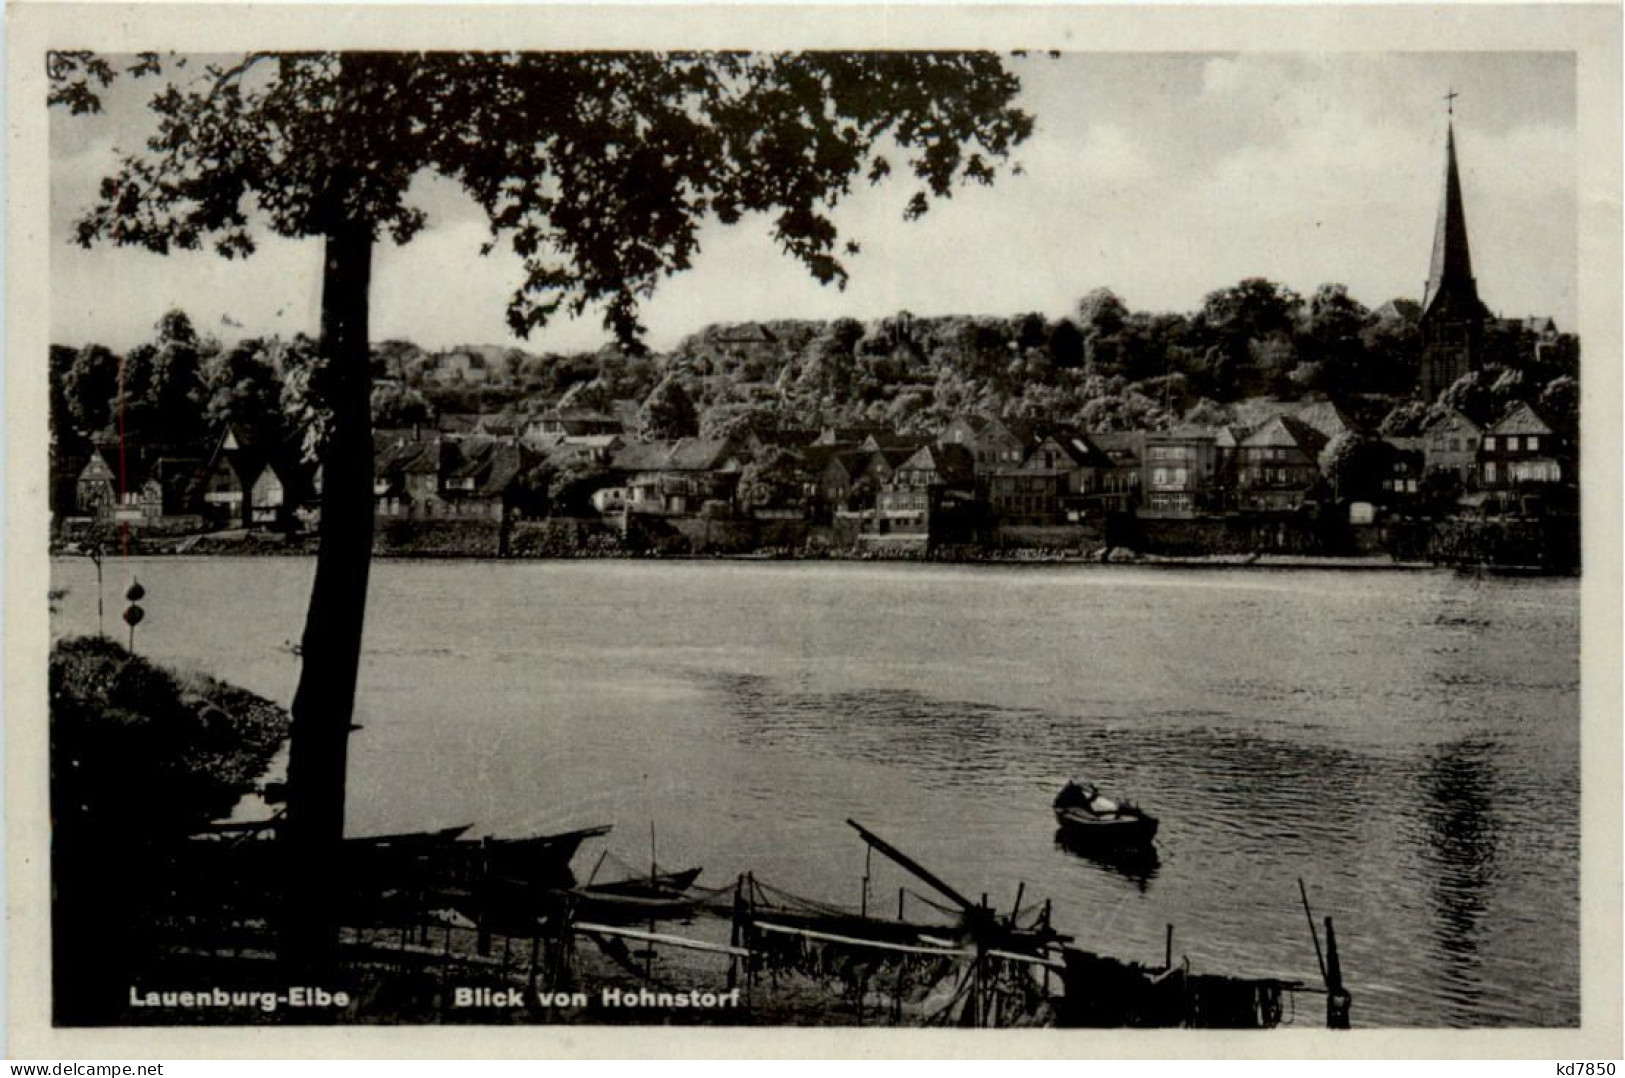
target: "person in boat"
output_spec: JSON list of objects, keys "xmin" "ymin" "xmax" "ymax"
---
[{"xmin": 1055, "ymin": 778, "xmax": 1124, "ymax": 817}]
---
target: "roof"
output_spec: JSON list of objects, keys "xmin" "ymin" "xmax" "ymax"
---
[
  {"xmin": 1487, "ymin": 402, "xmax": 1555, "ymax": 437},
  {"xmin": 1421, "ymin": 408, "xmax": 1482, "ymax": 435},
  {"xmin": 563, "ymin": 434, "xmax": 623, "ymax": 449},
  {"xmin": 820, "ymin": 424, "xmax": 891, "ymax": 444},
  {"xmin": 474, "ymin": 415, "xmax": 521, "ymax": 436},
  {"xmin": 1155, "ymin": 425, "xmax": 1220, "ymax": 442},
  {"xmin": 612, "ymin": 438, "xmax": 738, "ymax": 473},
  {"xmin": 857, "ymin": 431, "xmax": 917, "ymax": 450},
  {"xmin": 611, "ymin": 442, "xmax": 677, "ymax": 472},
  {"xmin": 379, "ymin": 438, "xmax": 444, "ymax": 475},
  {"xmin": 667, "ymin": 438, "xmax": 738, "ymax": 471},
  {"xmin": 1374, "ymin": 298, "xmax": 1421, "ymax": 323},
  {"xmin": 712, "ymin": 322, "xmax": 777, "ymax": 344},
  {"xmin": 437, "ymin": 414, "xmax": 479, "ymax": 434},
  {"xmin": 1054, "ymin": 432, "xmax": 1115, "ymax": 470},
  {"xmin": 798, "ymin": 445, "xmax": 854, "ymax": 473},
  {"xmin": 535, "ymin": 408, "xmax": 617, "ymax": 425},
  {"xmin": 1288, "ymin": 401, "xmax": 1361, "ymax": 441},
  {"xmin": 945, "ymin": 414, "xmax": 991, "ymax": 436},
  {"xmin": 1087, "ymin": 430, "xmax": 1144, "ymax": 464},
  {"xmin": 221, "ymin": 422, "xmax": 261, "ymax": 452},
  {"xmin": 476, "ymin": 444, "xmax": 528, "ymax": 496},
  {"xmin": 898, "ymin": 442, "xmax": 976, "ymax": 486},
  {"xmin": 1240, "ymin": 414, "xmax": 1328, "ymax": 456}
]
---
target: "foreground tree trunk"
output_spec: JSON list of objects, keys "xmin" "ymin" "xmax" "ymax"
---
[{"xmin": 281, "ymin": 218, "xmax": 374, "ymax": 963}]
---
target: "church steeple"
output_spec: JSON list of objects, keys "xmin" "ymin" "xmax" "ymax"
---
[
  {"xmin": 1417, "ymin": 94, "xmax": 1490, "ymax": 402},
  {"xmin": 1421, "ymin": 105, "xmax": 1482, "ymax": 319}
]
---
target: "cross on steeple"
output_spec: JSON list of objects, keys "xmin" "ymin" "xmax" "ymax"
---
[{"xmin": 1444, "ymin": 88, "xmax": 1460, "ymax": 117}]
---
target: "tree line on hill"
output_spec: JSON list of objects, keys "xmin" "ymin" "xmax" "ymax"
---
[{"xmin": 50, "ymin": 277, "xmax": 1579, "ymax": 467}]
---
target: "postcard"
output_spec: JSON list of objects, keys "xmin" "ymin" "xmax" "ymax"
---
[{"xmin": 7, "ymin": 2, "xmax": 1621, "ymax": 1060}]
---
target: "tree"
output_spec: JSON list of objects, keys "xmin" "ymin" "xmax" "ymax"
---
[
  {"xmin": 203, "ymin": 338, "xmax": 290, "ymax": 448},
  {"xmin": 1318, "ymin": 432, "xmax": 1390, "ymax": 503},
  {"xmin": 736, "ymin": 446, "xmax": 805, "ymax": 512},
  {"xmin": 371, "ymin": 383, "xmax": 435, "ymax": 430},
  {"xmin": 61, "ymin": 343, "xmax": 122, "ymax": 437},
  {"xmin": 51, "ymin": 49, "xmax": 1033, "ymax": 957},
  {"xmin": 1539, "ymin": 375, "xmax": 1579, "ymax": 438},
  {"xmin": 1379, "ymin": 399, "xmax": 1433, "ymax": 438},
  {"xmin": 1197, "ymin": 277, "xmax": 1303, "ymax": 396},
  {"xmin": 638, "ymin": 377, "xmax": 700, "ymax": 441},
  {"xmin": 1437, "ymin": 370, "xmax": 1494, "ymax": 425},
  {"xmin": 106, "ymin": 310, "xmax": 216, "ymax": 454},
  {"xmin": 1302, "ymin": 283, "xmax": 1370, "ymax": 397}
]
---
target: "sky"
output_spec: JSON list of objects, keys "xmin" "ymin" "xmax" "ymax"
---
[{"xmin": 48, "ymin": 51, "xmax": 1577, "ymax": 355}]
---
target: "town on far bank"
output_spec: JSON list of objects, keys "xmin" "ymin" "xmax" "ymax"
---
[{"xmin": 50, "ymin": 120, "xmax": 1579, "ymax": 571}]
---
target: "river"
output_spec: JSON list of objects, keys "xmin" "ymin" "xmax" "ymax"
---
[{"xmin": 48, "ymin": 555, "xmax": 1580, "ymax": 1027}]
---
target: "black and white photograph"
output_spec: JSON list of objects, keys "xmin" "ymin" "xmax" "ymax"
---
[{"xmin": 8, "ymin": 2, "xmax": 1621, "ymax": 1059}]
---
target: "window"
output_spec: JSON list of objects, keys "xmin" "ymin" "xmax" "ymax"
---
[
  {"xmin": 1485, "ymin": 462, "xmax": 1497, "ymax": 484},
  {"xmin": 1506, "ymin": 436, "xmax": 1520, "ymax": 452},
  {"xmin": 1526, "ymin": 435, "xmax": 1540, "ymax": 452},
  {"xmin": 1484, "ymin": 436, "xmax": 1496, "ymax": 451}
]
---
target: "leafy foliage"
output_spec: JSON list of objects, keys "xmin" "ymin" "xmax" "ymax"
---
[
  {"xmin": 638, "ymin": 377, "xmax": 700, "ymax": 440},
  {"xmin": 50, "ymin": 634, "xmax": 290, "ymax": 840},
  {"xmin": 53, "ymin": 50, "xmax": 1033, "ymax": 346}
]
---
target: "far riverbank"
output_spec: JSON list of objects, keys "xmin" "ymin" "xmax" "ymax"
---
[{"xmin": 51, "ymin": 510, "xmax": 1577, "ymax": 574}]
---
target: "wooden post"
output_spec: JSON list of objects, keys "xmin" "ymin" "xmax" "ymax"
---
[
  {"xmin": 728, "ymin": 874, "xmax": 744, "ymax": 992},
  {"xmin": 1325, "ymin": 916, "xmax": 1352, "ymax": 1029},
  {"xmin": 476, "ymin": 838, "xmax": 492, "ymax": 958},
  {"xmin": 861, "ymin": 845, "xmax": 872, "ymax": 920},
  {"xmin": 1165, "ymin": 923, "xmax": 1174, "ymax": 969},
  {"xmin": 898, "ymin": 887, "xmax": 905, "ymax": 921}
]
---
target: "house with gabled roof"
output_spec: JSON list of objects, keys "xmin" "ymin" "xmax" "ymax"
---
[
  {"xmin": 865, "ymin": 442, "xmax": 981, "ymax": 547},
  {"xmin": 938, "ymin": 413, "xmax": 1035, "ymax": 474},
  {"xmin": 200, "ymin": 424, "xmax": 267, "ymax": 528},
  {"xmin": 438, "ymin": 439, "xmax": 535, "ymax": 519},
  {"xmin": 75, "ymin": 443, "xmax": 129, "ymax": 521},
  {"xmin": 138, "ymin": 457, "xmax": 205, "ymax": 521},
  {"xmin": 374, "ymin": 436, "xmax": 449, "ymax": 519},
  {"xmin": 986, "ymin": 428, "xmax": 1114, "ymax": 525},
  {"xmin": 1420, "ymin": 408, "xmax": 1483, "ymax": 482},
  {"xmin": 613, "ymin": 437, "xmax": 742, "ymax": 516},
  {"xmin": 1236, "ymin": 415, "xmax": 1327, "ymax": 512},
  {"xmin": 1479, "ymin": 402, "xmax": 1569, "ymax": 491}
]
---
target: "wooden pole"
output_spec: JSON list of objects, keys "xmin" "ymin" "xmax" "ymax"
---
[
  {"xmin": 728, "ymin": 874, "xmax": 744, "ymax": 992},
  {"xmin": 846, "ymin": 819, "xmax": 977, "ymax": 914},
  {"xmin": 1325, "ymin": 916, "xmax": 1352, "ymax": 1029},
  {"xmin": 861, "ymin": 844, "xmax": 872, "ymax": 920},
  {"xmin": 1165, "ymin": 923, "xmax": 1174, "ymax": 970},
  {"xmin": 1298, "ymin": 878, "xmax": 1327, "ymax": 983}
]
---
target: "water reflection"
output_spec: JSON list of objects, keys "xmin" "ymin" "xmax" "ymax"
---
[
  {"xmin": 1416, "ymin": 739, "xmax": 1500, "ymax": 1021},
  {"xmin": 1054, "ymin": 829, "xmax": 1161, "ymax": 890}
]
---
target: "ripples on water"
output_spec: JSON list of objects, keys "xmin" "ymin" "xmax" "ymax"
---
[{"xmin": 48, "ymin": 558, "xmax": 1579, "ymax": 1027}]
